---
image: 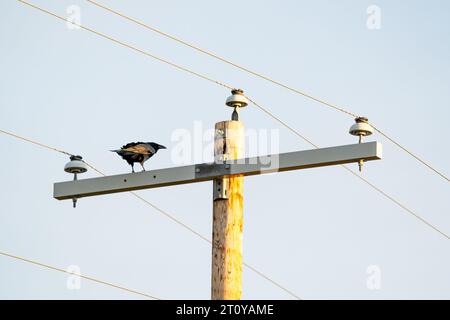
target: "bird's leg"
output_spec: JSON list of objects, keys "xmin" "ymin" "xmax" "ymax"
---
[
  {"xmin": 141, "ymin": 162, "xmax": 146, "ymax": 172},
  {"xmin": 131, "ymin": 163, "xmax": 135, "ymax": 173}
]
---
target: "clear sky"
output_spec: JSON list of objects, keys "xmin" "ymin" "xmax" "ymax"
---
[{"xmin": 0, "ymin": 0, "xmax": 449, "ymax": 299}]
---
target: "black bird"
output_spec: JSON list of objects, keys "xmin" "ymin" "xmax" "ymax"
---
[{"xmin": 111, "ymin": 142, "xmax": 166, "ymax": 173}]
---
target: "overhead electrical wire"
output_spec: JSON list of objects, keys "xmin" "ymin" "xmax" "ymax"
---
[
  {"xmin": 14, "ymin": 0, "xmax": 450, "ymax": 239},
  {"xmin": 85, "ymin": 0, "xmax": 358, "ymax": 119},
  {"xmin": 0, "ymin": 250, "xmax": 159, "ymax": 299},
  {"xmin": 85, "ymin": 0, "xmax": 449, "ymax": 183},
  {"xmin": 247, "ymin": 99, "xmax": 449, "ymax": 240},
  {"xmin": 370, "ymin": 124, "xmax": 448, "ymax": 182},
  {"xmin": 341, "ymin": 166, "xmax": 450, "ymax": 240},
  {"xmin": 16, "ymin": 0, "xmax": 232, "ymax": 91},
  {"xmin": 0, "ymin": 129, "xmax": 73, "ymax": 157},
  {"xmin": 0, "ymin": 128, "xmax": 302, "ymax": 299},
  {"xmin": 128, "ymin": 192, "xmax": 303, "ymax": 299}
]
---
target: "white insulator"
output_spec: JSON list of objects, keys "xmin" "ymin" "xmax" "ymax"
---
[
  {"xmin": 349, "ymin": 118, "xmax": 373, "ymax": 136},
  {"xmin": 226, "ymin": 89, "xmax": 248, "ymax": 108},
  {"xmin": 64, "ymin": 156, "xmax": 88, "ymax": 174}
]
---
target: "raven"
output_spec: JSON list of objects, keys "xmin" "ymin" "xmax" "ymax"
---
[{"xmin": 111, "ymin": 142, "xmax": 166, "ymax": 173}]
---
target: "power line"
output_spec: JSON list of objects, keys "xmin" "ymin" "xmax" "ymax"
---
[
  {"xmin": 341, "ymin": 166, "xmax": 450, "ymax": 240},
  {"xmin": 242, "ymin": 263, "xmax": 302, "ymax": 300},
  {"xmin": 85, "ymin": 0, "xmax": 357, "ymax": 119},
  {"xmin": 246, "ymin": 98, "xmax": 450, "ymax": 240},
  {"xmin": 74, "ymin": 167, "xmax": 304, "ymax": 299},
  {"xmin": 16, "ymin": 0, "xmax": 233, "ymax": 91},
  {"xmin": 85, "ymin": 0, "xmax": 449, "ymax": 183},
  {"xmin": 129, "ymin": 192, "xmax": 303, "ymax": 299},
  {"xmin": 0, "ymin": 128, "xmax": 302, "ymax": 299},
  {"xmin": 80, "ymin": 159, "xmax": 301, "ymax": 298},
  {"xmin": 371, "ymin": 125, "xmax": 449, "ymax": 182},
  {"xmin": 0, "ymin": 250, "xmax": 159, "ymax": 299},
  {"xmin": 0, "ymin": 129, "xmax": 73, "ymax": 156},
  {"xmin": 245, "ymin": 96, "xmax": 319, "ymax": 148},
  {"xmin": 130, "ymin": 192, "xmax": 211, "ymax": 243}
]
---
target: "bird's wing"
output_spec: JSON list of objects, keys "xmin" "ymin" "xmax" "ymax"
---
[
  {"xmin": 121, "ymin": 143, "xmax": 155, "ymax": 155},
  {"xmin": 121, "ymin": 142, "xmax": 143, "ymax": 149}
]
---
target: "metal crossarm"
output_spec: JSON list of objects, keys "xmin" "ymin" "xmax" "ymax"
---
[{"xmin": 54, "ymin": 142, "xmax": 382, "ymax": 200}]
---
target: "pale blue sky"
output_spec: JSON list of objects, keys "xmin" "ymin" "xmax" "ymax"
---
[{"xmin": 0, "ymin": 0, "xmax": 449, "ymax": 299}]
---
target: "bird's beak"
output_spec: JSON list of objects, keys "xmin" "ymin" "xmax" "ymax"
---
[{"xmin": 159, "ymin": 145, "xmax": 167, "ymax": 149}]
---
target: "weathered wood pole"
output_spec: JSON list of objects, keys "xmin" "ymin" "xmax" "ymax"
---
[{"xmin": 211, "ymin": 120, "xmax": 244, "ymax": 300}]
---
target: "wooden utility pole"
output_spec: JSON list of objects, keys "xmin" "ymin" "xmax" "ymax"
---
[{"xmin": 211, "ymin": 120, "xmax": 244, "ymax": 300}]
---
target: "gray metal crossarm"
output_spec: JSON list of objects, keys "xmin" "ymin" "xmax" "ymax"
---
[{"xmin": 54, "ymin": 142, "xmax": 382, "ymax": 200}]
